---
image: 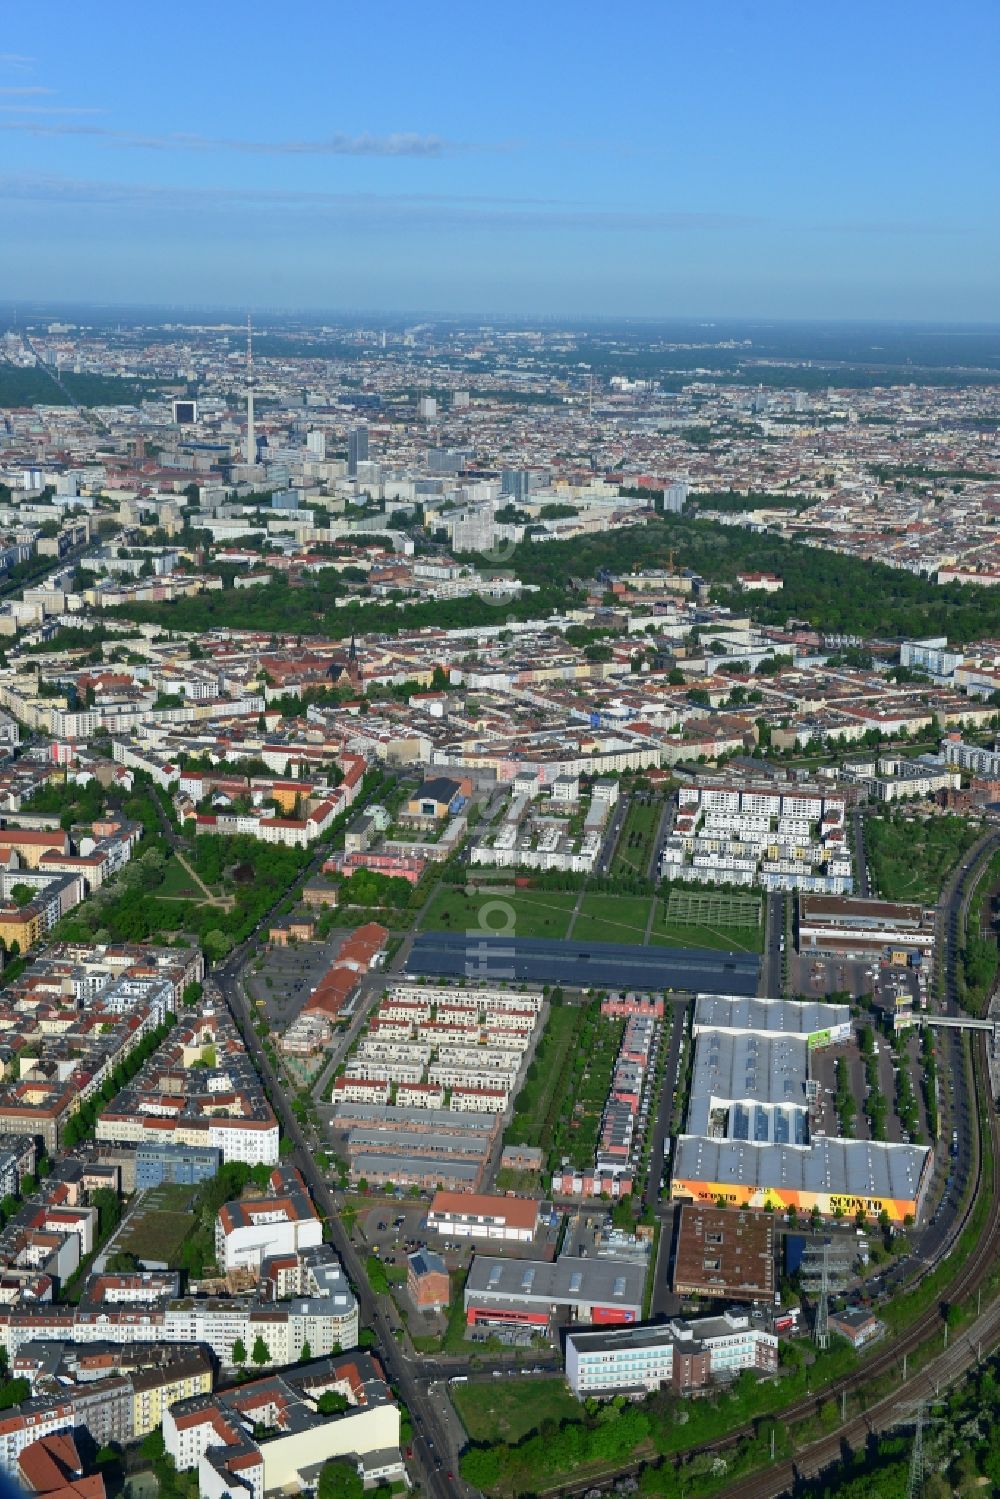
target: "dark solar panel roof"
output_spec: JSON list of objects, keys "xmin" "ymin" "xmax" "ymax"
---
[{"xmin": 407, "ymin": 933, "xmax": 760, "ymax": 994}]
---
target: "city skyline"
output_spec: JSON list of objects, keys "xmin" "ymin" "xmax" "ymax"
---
[{"xmin": 0, "ymin": 0, "xmax": 997, "ymax": 319}]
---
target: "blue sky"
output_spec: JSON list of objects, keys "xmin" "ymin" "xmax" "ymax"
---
[{"xmin": 1, "ymin": 1, "xmax": 997, "ymax": 319}]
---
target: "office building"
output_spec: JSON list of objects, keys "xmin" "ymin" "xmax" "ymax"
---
[
  {"xmin": 565, "ymin": 1312, "xmax": 777, "ymax": 1398},
  {"xmin": 347, "ymin": 425, "xmax": 369, "ymax": 478},
  {"xmin": 135, "ymin": 1142, "xmax": 221, "ymax": 1190},
  {"xmin": 501, "ymin": 469, "xmax": 532, "ymax": 503}
]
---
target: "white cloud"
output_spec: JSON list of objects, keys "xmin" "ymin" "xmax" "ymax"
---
[{"xmin": 0, "ymin": 121, "xmax": 464, "ymax": 155}]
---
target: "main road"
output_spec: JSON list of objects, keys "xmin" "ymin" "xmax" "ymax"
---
[
  {"xmin": 214, "ymin": 942, "xmax": 468, "ymax": 1499},
  {"xmin": 153, "ymin": 766, "xmax": 473, "ymax": 1499},
  {"xmin": 691, "ymin": 828, "xmax": 1000, "ymax": 1499}
]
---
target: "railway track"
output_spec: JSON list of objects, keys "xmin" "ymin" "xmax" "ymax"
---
[
  {"xmin": 709, "ymin": 1027, "xmax": 1000, "ymax": 1499},
  {"xmin": 540, "ymin": 844, "xmax": 1000, "ymax": 1499},
  {"xmin": 543, "ymin": 1029, "xmax": 1000, "ymax": 1499}
]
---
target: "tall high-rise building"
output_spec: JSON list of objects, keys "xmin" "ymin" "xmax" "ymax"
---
[
  {"xmin": 418, "ymin": 396, "xmax": 438, "ymax": 420},
  {"xmin": 347, "ymin": 424, "xmax": 369, "ymax": 477},
  {"xmin": 306, "ymin": 430, "xmax": 326, "ymax": 458},
  {"xmin": 662, "ymin": 481, "xmax": 689, "ymax": 514},
  {"xmin": 501, "ymin": 469, "xmax": 532, "ymax": 503},
  {"xmin": 245, "ymin": 315, "xmax": 256, "ymax": 464}
]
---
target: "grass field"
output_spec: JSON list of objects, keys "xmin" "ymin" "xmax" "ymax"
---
[
  {"xmin": 652, "ymin": 887, "xmax": 765, "ymax": 952},
  {"xmin": 665, "ymin": 889, "xmax": 762, "ymax": 926},
  {"xmin": 572, "ymin": 892, "xmax": 653, "ymax": 944},
  {"xmin": 563, "ymin": 891, "xmax": 764, "ymax": 950},
  {"xmin": 115, "ymin": 1184, "xmax": 197, "ymax": 1265},
  {"xmin": 506, "ymin": 1006, "xmax": 582, "ymax": 1151},
  {"xmin": 420, "ymin": 887, "xmax": 576, "ymax": 939},
  {"xmin": 651, "ymin": 917, "xmax": 764, "ymax": 952},
  {"xmin": 156, "ymin": 858, "xmax": 204, "ymax": 900},
  {"xmin": 610, "ymin": 797, "xmax": 662, "ymax": 878},
  {"xmin": 451, "ymin": 1376, "xmax": 582, "ymax": 1444}
]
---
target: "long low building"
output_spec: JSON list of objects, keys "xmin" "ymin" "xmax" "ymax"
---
[
  {"xmin": 692, "ymin": 994, "xmax": 851, "ymax": 1048},
  {"xmin": 464, "ymin": 1255, "xmax": 645, "ymax": 1330},
  {"xmin": 349, "ymin": 1152, "xmax": 483, "ymax": 1192},
  {"xmin": 671, "ymin": 1135, "xmax": 930, "ymax": 1223},
  {"xmin": 407, "ymin": 932, "xmax": 762, "ymax": 995},
  {"xmin": 331, "ymin": 1099, "xmax": 500, "ymax": 1191},
  {"xmin": 330, "ymin": 1102, "xmax": 500, "ymax": 1139},
  {"xmin": 797, "ymin": 894, "xmax": 936, "ymax": 960},
  {"xmin": 565, "ymin": 1312, "xmax": 778, "ymax": 1397},
  {"xmin": 427, "ymin": 1191, "xmax": 542, "ymax": 1243}
]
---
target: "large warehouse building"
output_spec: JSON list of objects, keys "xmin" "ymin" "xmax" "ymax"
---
[{"xmin": 670, "ymin": 995, "xmax": 932, "ymax": 1224}]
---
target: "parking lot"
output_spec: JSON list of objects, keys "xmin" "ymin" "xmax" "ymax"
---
[
  {"xmin": 244, "ymin": 932, "xmax": 354, "ymax": 1028},
  {"xmin": 361, "ymin": 1201, "xmax": 561, "ymax": 1276},
  {"xmin": 809, "ymin": 1024, "xmax": 932, "ymax": 1146},
  {"xmin": 790, "ymin": 951, "xmax": 875, "ymax": 999}
]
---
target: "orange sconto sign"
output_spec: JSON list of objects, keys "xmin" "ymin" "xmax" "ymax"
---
[{"xmin": 670, "ymin": 1179, "xmax": 918, "ymax": 1224}]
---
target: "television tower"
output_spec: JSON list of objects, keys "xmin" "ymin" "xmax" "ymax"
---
[{"xmin": 245, "ymin": 314, "xmax": 256, "ymax": 463}]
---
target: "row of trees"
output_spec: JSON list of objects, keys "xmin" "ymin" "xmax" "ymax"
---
[{"xmin": 61, "ymin": 1015, "xmax": 175, "ymax": 1148}]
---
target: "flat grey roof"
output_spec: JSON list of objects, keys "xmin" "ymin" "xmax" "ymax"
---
[
  {"xmin": 567, "ymin": 1322, "xmax": 678, "ymax": 1354},
  {"xmin": 331, "ymin": 1103, "xmax": 496, "ymax": 1133},
  {"xmin": 350, "ymin": 1153, "xmax": 481, "ymax": 1181},
  {"xmin": 673, "ymin": 1136, "xmax": 931, "ymax": 1200},
  {"xmin": 348, "ymin": 1129, "xmax": 489, "ymax": 1158},
  {"xmin": 799, "ymin": 894, "xmax": 929, "ymax": 927},
  {"xmin": 465, "ymin": 1254, "xmax": 644, "ymax": 1313},
  {"xmin": 568, "ymin": 1312, "xmax": 751, "ymax": 1355},
  {"xmin": 693, "ymin": 994, "xmax": 850, "ymax": 1036},
  {"xmin": 687, "ymin": 1029, "xmax": 808, "ymax": 1135}
]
